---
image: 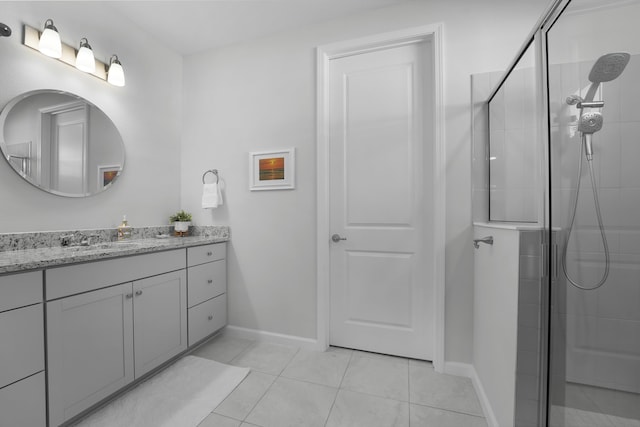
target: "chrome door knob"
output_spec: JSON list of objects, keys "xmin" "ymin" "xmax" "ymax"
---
[{"xmin": 331, "ymin": 234, "xmax": 347, "ymax": 243}]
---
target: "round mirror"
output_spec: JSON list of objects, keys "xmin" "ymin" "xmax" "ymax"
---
[{"xmin": 0, "ymin": 90, "xmax": 125, "ymax": 197}]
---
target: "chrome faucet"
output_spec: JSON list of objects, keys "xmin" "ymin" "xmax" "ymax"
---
[
  {"xmin": 60, "ymin": 234, "xmax": 75, "ymax": 247},
  {"xmin": 79, "ymin": 234, "xmax": 100, "ymax": 246}
]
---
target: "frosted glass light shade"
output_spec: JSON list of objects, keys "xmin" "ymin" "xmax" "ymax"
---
[
  {"xmin": 107, "ymin": 55, "xmax": 125, "ymax": 87},
  {"xmin": 75, "ymin": 38, "xmax": 95, "ymax": 73},
  {"xmin": 38, "ymin": 19, "xmax": 61, "ymax": 58}
]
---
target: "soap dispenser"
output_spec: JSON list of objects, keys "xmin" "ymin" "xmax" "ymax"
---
[{"xmin": 117, "ymin": 215, "xmax": 132, "ymax": 240}]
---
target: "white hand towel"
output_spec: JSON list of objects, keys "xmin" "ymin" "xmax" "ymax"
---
[{"xmin": 202, "ymin": 183, "xmax": 223, "ymax": 209}]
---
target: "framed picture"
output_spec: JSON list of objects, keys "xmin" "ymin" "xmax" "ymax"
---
[
  {"xmin": 249, "ymin": 148, "xmax": 295, "ymax": 191},
  {"xmin": 97, "ymin": 165, "xmax": 121, "ymax": 190}
]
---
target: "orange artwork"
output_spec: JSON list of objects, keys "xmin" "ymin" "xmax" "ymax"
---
[
  {"xmin": 103, "ymin": 170, "xmax": 118, "ymax": 186},
  {"xmin": 259, "ymin": 157, "xmax": 285, "ymax": 181}
]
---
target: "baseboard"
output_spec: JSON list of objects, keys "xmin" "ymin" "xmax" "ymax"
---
[
  {"xmin": 443, "ymin": 361, "xmax": 474, "ymax": 377},
  {"xmin": 222, "ymin": 325, "xmax": 324, "ymax": 351},
  {"xmin": 443, "ymin": 362, "xmax": 499, "ymax": 427}
]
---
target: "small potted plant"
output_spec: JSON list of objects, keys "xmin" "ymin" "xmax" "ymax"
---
[{"xmin": 169, "ymin": 210, "xmax": 192, "ymax": 235}]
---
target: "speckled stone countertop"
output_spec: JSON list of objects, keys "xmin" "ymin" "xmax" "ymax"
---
[{"xmin": 0, "ymin": 226, "xmax": 229, "ymax": 274}]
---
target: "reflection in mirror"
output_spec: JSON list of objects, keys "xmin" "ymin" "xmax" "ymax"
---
[{"xmin": 0, "ymin": 90, "xmax": 125, "ymax": 197}]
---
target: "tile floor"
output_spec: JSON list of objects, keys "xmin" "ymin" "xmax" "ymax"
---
[
  {"xmin": 192, "ymin": 335, "xmax": 487, "ymax": 427},
  {"xmin": 548, "ymin": 382, "xmax": 640, "ymax": 427}
]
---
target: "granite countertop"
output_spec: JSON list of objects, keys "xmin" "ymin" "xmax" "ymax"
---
[{"xmin": 0, "ymin": 226, "xmax": 229, "ymax": 274}]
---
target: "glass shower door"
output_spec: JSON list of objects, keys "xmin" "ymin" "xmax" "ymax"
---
[{"xmin": 546, "ymin": 0, "xmax": 640, "ymax": 425}]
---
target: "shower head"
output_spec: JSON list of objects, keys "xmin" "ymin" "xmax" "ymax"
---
[
  {"xmin": 578, "ymin": 111, "xmax": 603, "ymax": 161},
  {"xmin": 578, "ymin": 111, "xmax": 603, "ymax": 134},
  {"xmin": 583, "ymin": 52, "xmax": 630, "ymax": 102},
  {"xmin": 0, "ymin": 23, "xmax": 11, "ymax": 37},
  {"xmin": 589, "ymin": 53, "xmax": 630, "ymax": 83}
]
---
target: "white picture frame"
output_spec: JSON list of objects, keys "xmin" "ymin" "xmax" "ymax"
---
[
  {"xmin": 97, "ymin": 164, "xmax": 121, "ymax": 190},
  {"xmin": 249, "ymin": 148, "xmax": 295, "ymax": 191}
]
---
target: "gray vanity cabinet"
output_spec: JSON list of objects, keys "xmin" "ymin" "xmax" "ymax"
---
[
  {"xmin": 45, "ymin": 250, "xmax": 187, "ymax": 427},
  {"xmin": 0, "ymin": 271, "xmax": 46, "ymax": 427}
]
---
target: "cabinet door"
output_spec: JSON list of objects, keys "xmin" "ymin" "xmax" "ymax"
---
[
  {"xmin": 133, "ymin": 270, "xmax": 187, "ymax": 378},
  {"xmin": 47, "ymin": 283, "xmax": 134, "ymax": 427}
]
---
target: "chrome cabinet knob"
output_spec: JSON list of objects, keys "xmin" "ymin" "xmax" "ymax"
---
[
  {"xmin": 125, "ymin": 293, "xmax": 133, "ymax": 299},
  {"xmin": 207, "ymin": 315, "xmax": 213, "ymax": 321},
  {"xmin": 135, "ymin": 290, "xmax": 143, "ymax": 296},
  {"xmin": 207, "ymin": 279, "xmax": 213, "ymax": 284},
  {"xmin": 331, "ymin": 234, "xmax": 347, "ymax": 243},
  {"xmin": 207, "ymin": 251, "xmax": 213, "ymax": 256}
]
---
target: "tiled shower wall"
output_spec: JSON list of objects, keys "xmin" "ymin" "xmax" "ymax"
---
[
  {"xmin": 549, "ymin": 53, "xmax": 640, "ymax": 394},
  {"xmin": 515, "ymin": 230, "xmax": 544, "ymax": 427},
  {"xmin": 471, "ymin": 71, "xmax": 501, "ymax": 223},
  {"xmin": 472, "ymin": 66, "xmax": 539, "ymax": 224}
]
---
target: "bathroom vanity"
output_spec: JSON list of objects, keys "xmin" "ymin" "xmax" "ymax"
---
[{"xmin": 0, "ymin": 230, "xmax": 228, "ymax": 427}]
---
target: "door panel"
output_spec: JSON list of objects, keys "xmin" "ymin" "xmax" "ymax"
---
[
  {"xmin": 329, "ymin": 40, "xmax": 433, "ymax": 360},
  {"xmin": 344, "ymin": 251, "xmax": 413, "ymax": 327}
]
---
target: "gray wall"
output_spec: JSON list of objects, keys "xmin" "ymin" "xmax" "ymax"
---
[
  {"xmin": 0, "ymin": 2, "xmax": 183, "ymax": 230},
  {"xmin": 180, "ymin": 0, "xmax": 550, "ymax": 362}
]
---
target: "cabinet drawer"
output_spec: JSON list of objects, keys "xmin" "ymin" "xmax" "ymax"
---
[
  {"xmin": 46, "ymin": 249, "xmax": 186, "ymax": 300},
  {"xmin": 188, "ymin": 294, "xmax": 226, "ymax": 346},
  {"xmin": 187, "ymin": 260, "xmax": 226, "ymax": 308},
  {"xmin": 0, "ymin": 271, "xmax": 42, "ymax": 313},
  {"xmin": 187, "ymin": 243, "xmax": 226, "ymax": 267},
  {"xmin": 0, "ymin": 304, "xmax": 44, "ymax": 389},
  {"xmin": 0, "ymin": 372, "xmax": 46, "ymax": 427}
]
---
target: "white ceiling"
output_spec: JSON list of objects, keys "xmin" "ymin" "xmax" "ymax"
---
[{"xmin": 106, "ymin": 0, "xmax": 417, "ymax": 56}]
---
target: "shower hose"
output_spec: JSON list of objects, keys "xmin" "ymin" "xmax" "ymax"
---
[{"xmin": 561, "ymin": 133, "xmax": 610, "ymax": 291}]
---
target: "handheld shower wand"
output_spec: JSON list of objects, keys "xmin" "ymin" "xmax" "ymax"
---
[
  {"xmin": 584, "ymin": 52, "xmax": 630, "ymax": 102},
  {"xmin": 562, "ymin": 52, "xmax": 629, "ymax": 291},
  {"xmin": 578, "ymin": 111, "xmax": 603, "ymax": 161}
]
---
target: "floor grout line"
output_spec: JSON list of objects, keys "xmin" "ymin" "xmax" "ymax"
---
[
  {"xmin": 203, "ymin": 337, "xmax": 491, "ymax": 426},
  {"xmin": 409, "ymin": 400, "xmax": 487, "ymax": 419},
  {"xmin": 322, "ymin": 348, "xmax": 353, "ymax": 427}
]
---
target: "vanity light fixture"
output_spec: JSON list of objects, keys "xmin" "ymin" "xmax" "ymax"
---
[
  {"xmin": 38, "ymin": 19, "xmax": 62, "ymax": 58},
  {"xmin": 0, "ymin": 22, "xmax": 11, "ymax": 37},
  {"xmin": 107, "ymin": 55, "xmax": 125, "ymax": 87},
  {"xmin": 75, "ymin": 38, "xmax": 95, "ymax": 73},
  {"xmin": 23, "ymin": 24, "xmax": 124, "ymax": 86}
]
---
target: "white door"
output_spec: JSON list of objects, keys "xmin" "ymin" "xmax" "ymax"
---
[
  {"xmin": 328, "ymin": 40, "xmax": 434, "ymax": 360},
  {"xmin": 49, "ymin": 104, "xmax": 88, "ymax": 194}
]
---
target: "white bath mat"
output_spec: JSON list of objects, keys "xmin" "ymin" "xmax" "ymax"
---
[{"xmin": 75, "ymin": 355, "xmax": 250, "ymax": 427}]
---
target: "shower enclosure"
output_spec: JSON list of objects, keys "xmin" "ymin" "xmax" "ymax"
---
[{"xmin": 480, "ymin": 0, "xmax": 640, "ymax": 425}]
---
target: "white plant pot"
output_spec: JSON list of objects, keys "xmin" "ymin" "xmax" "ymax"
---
[{"xmin": 173, "ymin": 221, "xmax": 191, "ymax": 232}]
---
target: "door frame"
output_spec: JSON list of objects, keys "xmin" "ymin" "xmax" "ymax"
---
[{"xmin": 316, "ymin": 24, "xmax": 445, "ymax": 371}]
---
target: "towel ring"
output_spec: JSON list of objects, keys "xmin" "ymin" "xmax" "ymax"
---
[{"xmin": 202, "ymin": 169, "xmax": 219, "ymax": 184}]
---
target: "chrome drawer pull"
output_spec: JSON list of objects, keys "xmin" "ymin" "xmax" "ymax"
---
[
  {"xmin": 207, "ymin": 251, "xmax": 213, "ymax": 256},
  {"xmin": 207, "ymin": 279, "xmax": 213, "ymax": 284}
]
